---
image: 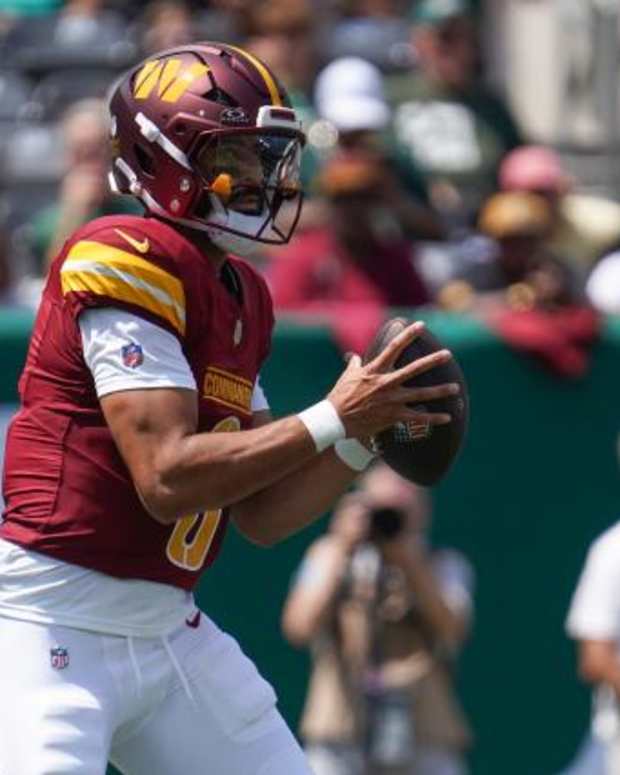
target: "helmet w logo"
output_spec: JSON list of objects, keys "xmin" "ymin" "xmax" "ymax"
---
[{"xmin": 134, "ymin": 59, "xmax": 210, "ymax": 104}]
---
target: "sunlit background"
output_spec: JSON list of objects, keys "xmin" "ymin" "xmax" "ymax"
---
[{"xmin": 1, "ymin": 2, "xmax": 620, "ymax": 774}]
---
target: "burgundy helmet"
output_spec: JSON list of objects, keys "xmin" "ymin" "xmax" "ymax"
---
[{"xmin": 108, "ymin": 42, "xmax": 305, "ymax": 255}]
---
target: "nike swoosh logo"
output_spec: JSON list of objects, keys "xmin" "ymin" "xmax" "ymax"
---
[
  {"xmin": 185, "ymin": 611, "xmax": 201, "ymax": 629},
  {"xmin": 114, "ymin": 228, "xmax": 150, "ymax": 254}
]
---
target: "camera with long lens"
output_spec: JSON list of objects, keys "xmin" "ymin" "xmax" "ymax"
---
[{"xmin": 368, "ymin": 506, "xmax": 406, "ymax": 541}]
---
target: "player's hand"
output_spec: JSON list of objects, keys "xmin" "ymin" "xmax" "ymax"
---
[{"xmin": 326, "ymin": 321, "xmax": 459, "ymax": 440}]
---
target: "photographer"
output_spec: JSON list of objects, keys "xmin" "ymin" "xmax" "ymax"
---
[{"xmin": 282, "ymin": 463, "xmax": 473, "ymax": 775}]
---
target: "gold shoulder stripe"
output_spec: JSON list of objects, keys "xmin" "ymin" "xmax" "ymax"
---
[
  {"xmin": 64, "ymin": 241, "xmax": 184, "ymax": 309},
  {"xmin": 62, "ymin": 270, "xmax": 185, "ymax": 335},
  {"xmin": 61, "ymin": 240, "xmax": 186, "ymax": 335},
  {"xmin": 227, "ymin": 45, "xmax": 282, "ymax": 106}
]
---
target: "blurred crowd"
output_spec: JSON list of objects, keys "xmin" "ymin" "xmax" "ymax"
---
[
  {"xmin": 1, "ymin": 3, "xmax": 620, "ymax": 774},
  {"xmin": 1, "ymin": 0, "xmax": 620, "ymax": 377}
]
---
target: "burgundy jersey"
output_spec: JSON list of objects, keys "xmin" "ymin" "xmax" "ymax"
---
[{"xmin": 1, "ymin": 215, "xmax": 274, "ymax": 590}]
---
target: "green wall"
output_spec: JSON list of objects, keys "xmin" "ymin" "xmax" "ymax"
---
[{"xmin": 2, "ymin": 309, "xmax": 619, "ymax": 774}]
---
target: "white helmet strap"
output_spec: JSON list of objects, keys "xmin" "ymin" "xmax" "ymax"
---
[{"xmin": 134, "ymin": 112, "xmax": 192, "ymax": 171}]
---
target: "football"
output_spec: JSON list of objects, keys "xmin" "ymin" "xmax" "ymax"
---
[{"xmin": 363, "ymin": 317, "xmax": 469, "ymax": 486}]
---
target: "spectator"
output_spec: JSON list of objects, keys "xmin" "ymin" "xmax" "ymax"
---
[
  {"xmin": 315, "ymin": 56, "xmax": 391, "ymax": 145},
  {"xmin": 245, "ymin": 0, "xmax": 317, "ymax": 123},
  {"xmin": 5, "ymin": 0, "xmax": 128, "ymax": 52},
  {"xmin": 195, "ymin": 0, "xmax": 253, "ymax": 44},
  {"xmin": 51, "ymin": 0, "xmax": 126, "ymax": 48},
  {"xmin": 28, "ymin": 98, "xmax": 141, "ymax": 271},
  {"xmin": 322, "ymin": 0, "xmax": 414, "ymax": 72},
  {"xmin": 282, "ymin": 462, "xmax": 473, "ymax": 775},
  {"xmin": 499, "ymin": 145, "xmax": 620, "ymax": 269},
  {"xmin": 463, "ymin": 191, "xmax": 600, "ymax": 378},
  {"xmin": 472, "ymin": 191, "xmax": 555, "ymax": 295},
  {"xmin": 562, "ymin": 521, "xmax": 620, "ymax": 774},
  {"xmin": 314, "ymin": 55, "xmax": 442, "ymax": 239},
  {"xmin": 386, "ymin": 0, "xmax": 523, "ymax": 227},
  {"xmin": 139, "ymin": 0, "xmax": 193, "ymax": 55},
  {"xmin": 267, "ymin": 149, "xmax": 431, "ymax": 352},
  {"xmin": 434, "ymin": 191, "xmax": 554, "ymax": 311}
]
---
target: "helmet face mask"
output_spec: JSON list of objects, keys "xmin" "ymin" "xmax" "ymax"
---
[
  {"xmin": 192, "ymin": 129, "xmax": 303, "ymax": 251},
  {"xmin": 108, "ymin": 43, "xmax": 305, "ymax": 255}
]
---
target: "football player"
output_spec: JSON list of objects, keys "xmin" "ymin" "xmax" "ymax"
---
[{"xmin": 0, "ymin": 42, "xmax": 459, "ymax": 774}]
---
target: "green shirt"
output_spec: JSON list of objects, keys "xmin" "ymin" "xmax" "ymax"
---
[
  {"xmin": 385, "ymin": 72, "xmax": 523, "ymax": 218},
  {"xmin": 29, "ymin": 195, "xmax": 143, "ymax": 271}
]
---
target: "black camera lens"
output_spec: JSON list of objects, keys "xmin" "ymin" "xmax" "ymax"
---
[{"xmin": 369, "ymin": 507, "xmax": 406, "ymax": 540}]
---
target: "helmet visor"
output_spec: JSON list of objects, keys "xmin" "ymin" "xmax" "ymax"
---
[{"xmin": 193, "ymin": 131, "xmax": 303, "ymax": 244}]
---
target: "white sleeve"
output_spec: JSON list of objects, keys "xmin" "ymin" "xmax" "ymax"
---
[
  {"xmin": 251, "ymin": 375, "xmax": 270, "ymax": 412},
  {"xmin": 566, "ymin": 526, "xmax": 620, "ymax": 641},
  {"xmin": 79, "ymin": 308, "xmax": 197, "ymax": 398}
]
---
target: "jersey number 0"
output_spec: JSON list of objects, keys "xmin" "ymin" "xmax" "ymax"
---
[{"xmin": 165, "ymin": 416, "xmax": 241, "ymax": 570}]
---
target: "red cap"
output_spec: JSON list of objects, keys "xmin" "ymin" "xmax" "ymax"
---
[{"xmin": 500, "ymin": 145, "xmax": 570, "ymax": 194}]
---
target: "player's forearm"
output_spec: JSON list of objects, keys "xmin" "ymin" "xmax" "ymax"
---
[
  {"xmin": 231, "ymin": 448, "xmax": 359, "ymax": 546},
  {"xmin": 143, "ymin": 415, "xmax": 319, "ymax": 524}
]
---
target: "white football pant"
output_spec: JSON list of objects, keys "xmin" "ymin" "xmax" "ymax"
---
[{"xmin": 0, "ymin": 613, "xmax": 313, "ymax": 775}]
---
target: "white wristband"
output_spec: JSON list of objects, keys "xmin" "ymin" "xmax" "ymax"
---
[
  {"xmin": 334, "ymin": 438, "xmax": 376, "ymax": 471},
  {"xmin": 297, "ymin": 400, "xmax": 346, "ymax": 452}
]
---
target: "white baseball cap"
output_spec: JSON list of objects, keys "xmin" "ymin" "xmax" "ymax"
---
[{"xmin": 314, "ymin": 56, "xmax": 390, "ymax": 133}]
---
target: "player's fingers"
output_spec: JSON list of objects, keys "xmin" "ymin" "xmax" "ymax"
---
[
  {"xmin": 345, "ymin": 353, "xmax": 362, "ymax": 370},
  {"xmin": 392, "ymin": 382, "xmax": 460, "ymax": 404},
  {"xmin": 370, "ymin": 321, "xmax": 425, "ymax": 372},
  {"xmin": 400, "ymin": 408, "xmax": 452, "ymax": 426},
  {"xmin": 391, "ymin": 348, "xmax": 452, "ymax": 383}
]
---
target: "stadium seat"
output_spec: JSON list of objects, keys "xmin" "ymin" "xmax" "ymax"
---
[
  {"xmin": 0, "ymin": 71, "xmax": 34, "ymax": 122},
  {"xmin": 27, "ymin": 71, "xmax": 120, "ymax": 122},
  {"xmin": 0, "ymin": 122, "xmax": 63, "ymax": 231},
  {"xmin": 5, "ymin": 13, "xmax": 137, "ymax": 77},
  {"xmin": 1, "ymin": 123, "xmax": 64, "ymax": 184},
  {"xmin": 321, "ymin": 17, "xmax": 415, "ymax": 73},
  {"xmin": 0, "ymin": 183, "xmax": 58, "ymax": 240}
]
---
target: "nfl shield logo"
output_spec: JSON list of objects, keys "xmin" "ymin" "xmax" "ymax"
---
[
  {"xmin": 50, "ymin": 646, "xmax": 70, "ymax": 670},
  {"xmin": 121, "ymin": 342, "xmax": 144, "ymax": 369}
]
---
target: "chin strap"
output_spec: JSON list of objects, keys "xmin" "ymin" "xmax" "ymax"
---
[
  {"xmin": 204, "ymin": 193, "xmax": 272, "ymax": 256},
  {"xmin": 205, "ymin": 229, "xmax": 263, "ymax": 257},
  {"xmin": 134, "ymin": 112, "xmax": 192, "ymax": 171}
]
